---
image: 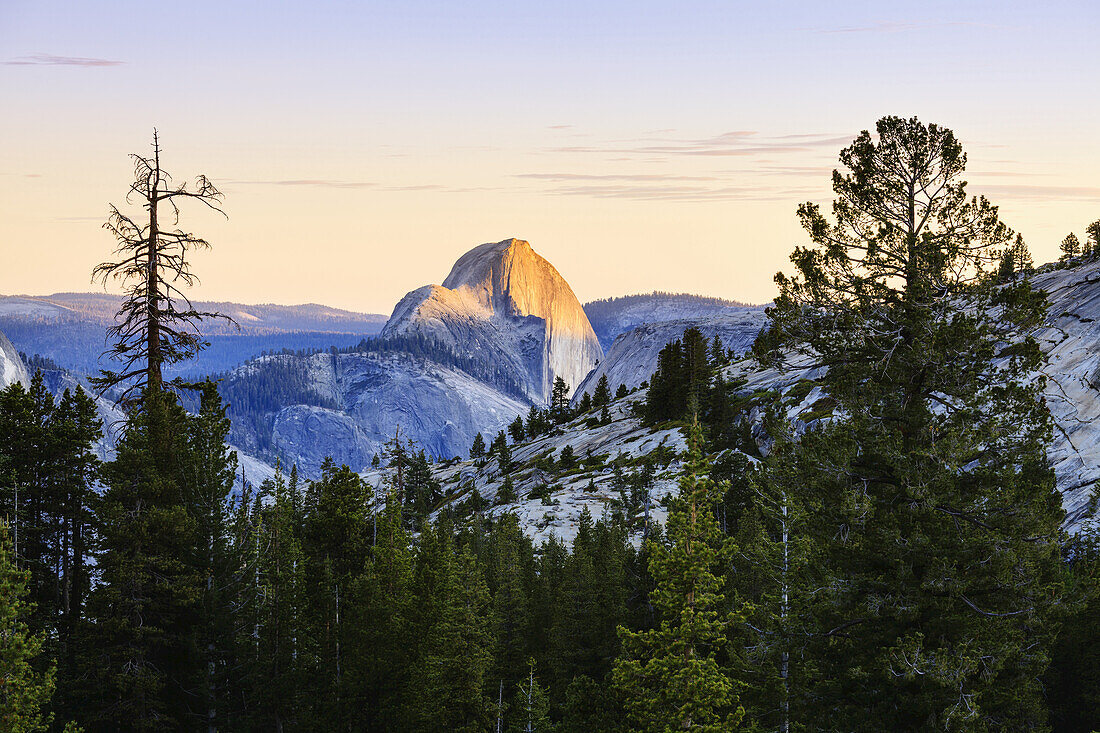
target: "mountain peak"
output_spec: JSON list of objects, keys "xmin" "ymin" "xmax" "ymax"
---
[{"xmin": 384, "ymin": 238, "xmax": 602, "ymax": 403}]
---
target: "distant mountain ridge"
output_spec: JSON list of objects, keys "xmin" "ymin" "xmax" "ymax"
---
[
  {"xmin": 0, "ymin": 292, "xmax": 387, "ymax": 335},
  {"xmin": 0, "ymin": 293, "xmax": 387, "ymax": 378},
  {"xmin": 583, "ymin": 291, "xmax": 765, "ymax": 351}
]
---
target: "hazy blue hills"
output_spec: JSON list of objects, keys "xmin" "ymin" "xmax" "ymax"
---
[{"xmin": 0, "ymin": 292, "xmax": 387, "ymax": 378}]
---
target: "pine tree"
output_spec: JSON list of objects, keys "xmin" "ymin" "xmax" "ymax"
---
[
  {"xmin": 1043, "ymin": 529, "xmax": 1100, "ymax": 733},
  {"xmin": 405, "ymin": 449, "xmax": 441, "ymax": 524},
  {"xmin": 997, "ymin": 233, "xmax": 1033, "ymax": 282},
  {"xmin": 0, "ymin": 523, "xmax": 56, "ymax": 733},
  {"xmin": 248, "ymin": 467, "xmax": 306, "ymax": 730},
  {"xmin": 1061, "ymin": 231, "xmax": 1081, "ymax": 261},
  {"xmin": 84, "ymin": 390, "xmax": 202, "ymax": 730},
  {"xmin": 496, "ymin": 475, "xmax": 517, "ymax": 505},
  {"xmin": 471, "ymin": 432, "xmax": 487, "ymax": 461},
  {"xmin": 182, "ymin": 382, "xmax": 239, "ymax": 729},
  {"xmin": 508, "ymin": 415, "xmax": 526, "ymax": 444},
  {"xmin": 508, "ymin": 659, "xmax": 551, "ymax": 733},
  {"xmin": 613, "ymin": 420, "xmax": 744, "ymax": 731},
  {"xmin": 644, "ymin": 338, "xmax": 684, "ymax": 423},
  {"xmin": 577, "ymin": 391, "xmax": 592, "ymax": 415},
  {"xmin": 496, "ymin": 432, "xmax": 513, "ymax": 476},
  {"xmin": 727, "ymin": 410, "xmax": 813, "ymax": 733},
  {"xmin": 1086, "ymin": 219, "xmax": 1100, "ymax": 260},
  {"xmin": 615, "ymin": 384, "xmax": 629, "ymax": 400},
  {"xmin": 408, "ymin": 528, "xmax": 494, "ymax": 732},
  {"xmin": 558, "ymin": 445, "xmax": 576, "ymax": 471},
  {"xmin": 300, "ymin": 460, "xmax": 370, "ymax": 728},
  {"xmin": 486, "ymin": 515, "xmax": 534, "ymax": 720},
  {"xmin": 757, "ymin": 115, "xmax": 1066, "ymax": 729},
  {"xmin": 592, "ymin": 374, "xmax": 611, "ymax": 408},
  {"xmin": 348, "ymin": 485, "xmax": 414, "ymax": 730},
  {"xmin": 550, "ymin": 377, "xmax": 571, "ymax": 423}
]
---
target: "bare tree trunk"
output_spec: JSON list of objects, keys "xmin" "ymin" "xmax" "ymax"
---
[
  {"xmin": 496, "ymin": 679, "xmax": 503, "ymax": 733},
  {"xmin": 146, "ymin": 130, "xmax": 163, "ymax": 393}
]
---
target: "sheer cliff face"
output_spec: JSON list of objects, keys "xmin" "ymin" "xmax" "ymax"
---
[
  {"xmin": 0, "ymin": 329, "xmax": 28, "ymax": 389},
  {"xmin": 383, "ymin": 239, "xmax": 603, "ymax": 403}
]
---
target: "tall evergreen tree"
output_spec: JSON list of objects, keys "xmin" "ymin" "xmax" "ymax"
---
[
  {"xmin": 1086, "ymin": 219, "xmax": 1100, "ymax": 258},
  {"xmin": 0, "ymin": 523, "xmax": 57, "ymax": 733},
  {"xmin": 243, "ymin": 467, "xmax": 306, "ymax": 731},
  {"xmin": 592, "ymin": 374, "xmax": 612, "ymax": 408},
  {"xmin": 471, "ymin": 432, "xmax": 487, "ymax": 461},
  {"xmin": 1043, "ymin": 529, "xmax": 1100, "ymax": 733},
  {"xmin": 183, "ymin": 382, "xmax": 239, "ymax": 729},
  {"xmin": 300, "ymin": 460, "xmax": 370, "ymax": 728},
  {"xmin": 84, "ymin": 390, "xmax": 202, "ymax": 730},
  {"xmin": 613, "ymin": 420, "xmax": 744, "ymax": 731},
  {"xmin": 550, "ymin": 377, "xmax": 571, "ymax": 422},
  {"xmin": 508, "ymin": 415, "xmax": 526, "ymax": 444},
  {"xmin": 407, "ymin": 526, "xmax": 494, "ymax": 732},
  {"xmin": 347, "ymin": 484, "xmax": 414, "ymax": 731},
  {"xmin": 756, "ymin": 115, "xmax": 1066, "ymax": 729}
]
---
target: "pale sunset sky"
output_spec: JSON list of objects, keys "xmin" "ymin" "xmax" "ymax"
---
[{"xmin": 1, "ymin": 0, "xmax": 1098, "ymax": 314}]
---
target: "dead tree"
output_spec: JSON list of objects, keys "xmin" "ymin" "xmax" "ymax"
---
[{"xmin": 92, "ymin": 129, "xmax": 234, "ymax": 405}]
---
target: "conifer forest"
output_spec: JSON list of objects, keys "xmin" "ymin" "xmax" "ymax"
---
[{"xmin": 2, "ymin": 115, "xmax": 1100, "ymax": 733}]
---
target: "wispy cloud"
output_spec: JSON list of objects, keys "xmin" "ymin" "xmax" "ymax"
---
[
  {"xmin": 516, "ymin": 173, "xmax": 721, "ymax": 182},
  {"xmin": 539, "ymin": 183, "xmax": 822, "ymax": 203},
  {"xmin": 971, "ymin": 183, "xmax": 1100, "ymax": 202},
  {"xmin": 4, "ymin": 54, "xmax": 123, "ymax": 67},
  {"xmin": 227, "ymin": 179, "xmax": 377, "ymax": 189},
  {"xmin": 226, "ymin": 179, "xmax": 499, "ymax": 194},
  {"xmin": 547, "ymin": 131, "xmax": 850, "ymax": 159},
  {"xmin": 812, "ymin": 21, "xmax": 998, "ymax": 35}
]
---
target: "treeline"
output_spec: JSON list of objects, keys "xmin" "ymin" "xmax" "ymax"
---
[
  {"xmin": 340, "ymin": 332, "xmax": 530, "ymax": 400},
  {"xmin": 199, "ymin": 357, "xmax": 340, "ymax": 456},
  {"xmin": 0, "ymin": 372, "xmax": 655, "ymax": 730},
  {"xmin": 5, "ymin": 365, "xmax": 1098, "ymax": 731}
]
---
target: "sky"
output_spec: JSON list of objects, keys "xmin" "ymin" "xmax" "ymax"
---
[{"xmin": 1, "ymin": 0, "xmax": 1098, "ymax": 314}]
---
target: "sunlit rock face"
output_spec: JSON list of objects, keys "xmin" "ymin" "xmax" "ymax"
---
[
  {"xmin": 383, "ymin": 238, "xmax": 603, "ymax": 403},
  {"xmin": 0, "ymin": 329, "xmax": 28, "ymax": 389}
]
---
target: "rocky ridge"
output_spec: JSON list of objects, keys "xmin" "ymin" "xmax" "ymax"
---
[
  {"xmin": 383, "ymin": 239, "xmax": 603, "ymax": 402},
  {"xmin": 574, "ymin": 310, "xmax": 767, "ymax": 401},
  {"xmin": 0, "ymin": 328, "xmax": 28, "ymax": 389}
]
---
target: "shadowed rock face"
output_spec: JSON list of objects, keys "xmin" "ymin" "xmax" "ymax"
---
[
  {"xmin": 573, "ymin": 310, "xmax": 768, "ymax": 400},
  {"xmin": 230, "ymin": 350, "xmax": 528, "ymax": 476},
  {"xmin": 383, "ymin": 239, "xmax": 603, "ymax": 403},
  {"xmin": 0, "ymin": 329, "xmax": 28, "ymax": 389}
]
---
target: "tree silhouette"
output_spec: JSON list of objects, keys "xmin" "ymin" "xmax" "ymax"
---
[{"xmin": 92, "ymin": 129, "xmax": 233, "ymax": 405}]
